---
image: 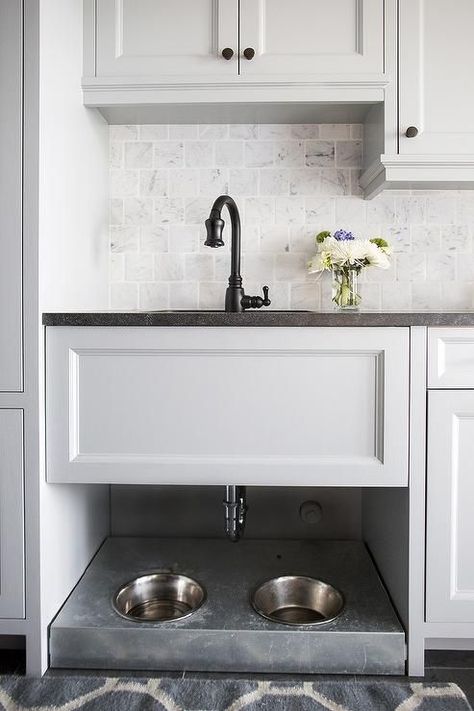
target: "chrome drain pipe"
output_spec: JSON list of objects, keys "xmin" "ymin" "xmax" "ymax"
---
[{"xmin": 223, "ymin": 485, "xmax": 247, "ymax": 542}]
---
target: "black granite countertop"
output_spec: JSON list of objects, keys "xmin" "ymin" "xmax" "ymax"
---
[{"xmin": 42, "ymin": 310, "xmax": 474, "ymax": 327}]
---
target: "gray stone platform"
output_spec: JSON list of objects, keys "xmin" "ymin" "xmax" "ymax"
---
[{"xmin": 50, "ymin": 538, "xmax": 405, "ymax": 674}]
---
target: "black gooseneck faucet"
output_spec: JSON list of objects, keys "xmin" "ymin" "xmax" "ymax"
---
[
  {"xmin": 205, "ymin": 196, "xmax": 267, "ymax": 540},
  {"xmin": 205, "ymin": 195, "xmax": 271, "ymax": 313}
]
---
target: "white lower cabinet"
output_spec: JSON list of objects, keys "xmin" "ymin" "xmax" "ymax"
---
[
  {"xmin": 46, "ymin": 326, "xmax": 409, "ymax": 487},
  {"xmin": 0, "ymin": 410, "xmax": 24, "ymax": 618},
  {"xmin": 426, "ymin": 390, "xmax": 474, "ymax": 623}
]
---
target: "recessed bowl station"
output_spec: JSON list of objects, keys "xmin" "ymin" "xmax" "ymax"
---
[
  {"xmin": 50, "ymin": 537, "xmax": 405, "ymax": 674},
  {"xmin": 113, "ymin": 572, "xmax": 206, "ymax": 623},
  {"xmin": 251, "ymin": 575, "xmax": 344, "ymax": 626}
]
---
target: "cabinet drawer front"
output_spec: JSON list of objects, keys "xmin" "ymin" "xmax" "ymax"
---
[
  {"xmin": 426, "ymin": 391, "xmax": 474, "ymax": 623},
  {"xmin": 47, "ymin": 327, "xmax": 408, "ymax": 487},
  {"xmin": 428, "ymin": 328, "xmax": 474, "ymax": 388},
  {"xmin": 0, "ymin": 410, "xmax": 25, "ymax": 618}
]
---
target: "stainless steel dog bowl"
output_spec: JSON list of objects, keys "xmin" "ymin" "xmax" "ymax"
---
[
  {"xmin": 251, "ymin": 575, "xmax": 344, "ymax": 626},
  {"xmin": 113, "ymin": 573, "xmax": 205, "ymax": 622}
]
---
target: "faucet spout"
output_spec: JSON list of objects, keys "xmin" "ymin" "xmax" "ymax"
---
[{"xmin": 204, "ymin": 195, "xmax": 271, "ymax": 313}]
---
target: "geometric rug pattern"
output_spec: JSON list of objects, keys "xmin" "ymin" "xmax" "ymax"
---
[{"xmin": 0, "ymin": 677, "xmax": 471, "ymax": 710}]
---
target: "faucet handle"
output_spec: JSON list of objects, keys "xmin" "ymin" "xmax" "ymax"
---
[{"xmin": 262, "ymin": 286, "xmax": 271, "ymax": 307}]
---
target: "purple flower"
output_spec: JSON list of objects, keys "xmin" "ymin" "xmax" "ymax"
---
[{"xmin": 333, "ymin": 229, "xmax": 355, "ymax": 241}]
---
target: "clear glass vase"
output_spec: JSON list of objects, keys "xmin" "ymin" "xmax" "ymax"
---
[{"xmin": 332, "ymin": 267, "xmax": 361, "ymax": 310}]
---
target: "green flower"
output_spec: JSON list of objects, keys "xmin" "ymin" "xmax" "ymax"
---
[
  {"xmin": 316, "ymin": 230, "xmax": 331, "ymax": 244},
  {"xmin": 370, "ymin": 237, "xmax": 390, "ymax": 253}
]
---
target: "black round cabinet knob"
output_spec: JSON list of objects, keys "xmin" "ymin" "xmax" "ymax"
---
[
  {"xmin": 405, "ymin": 126, "xmax": 419, "ymax": 138},
  {"xmin": 221, "ymin": 47, "xmax": 234, "ymax": 60},
  {"xmin": 243, "ymin": 47, "xmax": 255, "ymax": 60}
]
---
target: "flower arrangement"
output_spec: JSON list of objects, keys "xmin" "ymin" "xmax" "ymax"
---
[{"xmin": 308, "ymin": 229, "xmax": 391, "ymax": 309}]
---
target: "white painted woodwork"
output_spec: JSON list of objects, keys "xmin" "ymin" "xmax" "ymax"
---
[
  {"xmin": 46, "ymin": 326, "xmax": 409, "ymax": 487},
  {"xmin": 428, "ymin": 329, "xmax": 474, "ymax": 389},
  {"xmin": 426, "ymin": 390, "xmax": 474, "ymax": 623},
  {"xmin": 399, "ymin": 0, "xmax": 474, "ymax": 155},
  {"xmin": 0, "ymin": 410, "xmax": 24, "ymax": 619},
  {"xmin": 0, "ymin": 1, "xmax": 23, "ymax": 391},
  {"xmin": 93, "ymin": 0, "xmax": 238, "ymax": 79},
  {"xmin": 240, "ymin": 0, "xmax": 384, "ymax": 76}
]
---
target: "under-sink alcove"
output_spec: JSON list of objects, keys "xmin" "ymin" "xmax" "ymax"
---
[{"xmin": 49, "ymin": 485, "xmax": 408, "ymax": 675}]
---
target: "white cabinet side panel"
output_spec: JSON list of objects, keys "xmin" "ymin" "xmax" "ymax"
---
[{"xmin": 0, "ymin": 410, "xmax": 24, "ymax": 618}]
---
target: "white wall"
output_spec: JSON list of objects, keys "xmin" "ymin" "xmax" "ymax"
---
[
  {"xmin": 39, "ymin": 0, "xmax": 109, "ymax": 310},
  {"xmin": 36, "ymin": 0, "xmax": 110, "ymax": 674}
]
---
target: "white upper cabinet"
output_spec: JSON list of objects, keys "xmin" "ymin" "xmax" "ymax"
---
[
  {"xmin": 240, "ymin": 0, "xmax": 384, "ymax": 77},
  {"xmin": 399, "ymin": 0, "xmax": 474, "ymax": 156},
  {"xmin": 92, "ymin": 0, "xmax": 238, "ymax": 79},
  {"xmin": 83, "ymin": 0, "xmax": 388, "ymax": 112},
  {"xmin": 0, "ymin": 2, "xmax": 23, "ymax": 391}
]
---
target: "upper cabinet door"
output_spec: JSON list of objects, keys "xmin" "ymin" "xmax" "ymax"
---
[
  {"xmin": 239, "ymin": 0, "xmax": 384, "ymax": 77},
  {"xmin": 399, "ymin": 0, "xmax": 474, "ymax": 155},
  {"xmin": 93, "ymin": 0, "xmax": 238, "ymax": 79},
  {"xmin": 0, "ymin": 2, "xmax": 23, "ymax": 391}
]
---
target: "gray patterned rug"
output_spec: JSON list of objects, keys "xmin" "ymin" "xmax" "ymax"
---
[{"xmin": 0, "ymin": 677, "xmax": 471, "ymax": 711}]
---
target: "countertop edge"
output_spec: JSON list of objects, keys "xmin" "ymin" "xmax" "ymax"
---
[{"xmin": 42, "ymin": 312, "xmax": 474, "ymax": 327}]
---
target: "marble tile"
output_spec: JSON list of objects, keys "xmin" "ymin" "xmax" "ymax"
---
[
  {"xmin": 199, "ymin": 124, "xmax": 228, "ymax": 139},
  {"xmin": 140, "ymin": 170, "xmax": 168, "ymax": 197},
  {"xmin": 139, "ymin": 282, "xmax": 169, "ymax": 310},
  {"xmin": 199, "ymin": 168, "xmax": 229, "ymax": 196},
  {"xmin": 291, "ymin": 125, "xmax": 320, "ymax": 139},
  {"xmin": 155, "ymin": 253, "xmax": 185, "ymax": 281},
  {"xmin": 124, "ymin": 142, "xmax": 153, "ymax": 169},
  {"xmin": 109, "ymin": 199, "xmax": 124, "ymax": 225},
  {"xmin": 154, "ymin": 141, "xmax": 184, "ymax": 169},
  {"xmin": 320, "ymin": 124, "xmax": 351, "ymax": 139},
  {"xmin": 259, "ymin": 169, "xmax": 290, "ymax": 196},
  {"xmin": 229, "ymin": 124, "xmax": 258, "ymax": 139},
  {"xmin": 110, "ymin": 125, "xmax": 138, "ymax": 141},
  {"xmin": 169, "ymin": 169, "xmax": 198, "ymax": 197},
  {"xmin": 110, "ymin": 253, "xmax": 124, "ymax": 282},
  {"xmin": 184, "ymin": 253, "xmax": 214, "ymax": 281},
  {"xmin": 260, "ymin": 225, "xmax": 290, "ymax": 253},
  {"xmin": 258, "ymin": 124, "xmax": 292, "ymax": 139},
  {"xmin": 290, "ymin": 282, "xmax": 320, "ymax": 310},
  {"xmin": 244, "ymin": 197, "xmax": 275, "ymax": 225},
  {"xmin": 245, "ymin": 141, "xmax": 274, "ymax": 168},
  {"xmin": 275, "ymin": 197, "xmax": 305, "ymax": 225},
  {"xmin": 289, "ymin": 169, "xmax": 321, "ymax": 196},
  {"xmin": 140, "ymin": 225, "xmax": 169, "ymax": 253},
  {"xmin": 215, "ymin": 141, "xmax": 243, "ymax": 167},
  {"xmin": 169, "ymin": 281, "xmax": 198, "ymax": 309},
  {"xmin": 124, "ymin": 198, "xmax": 153, "ymax": 225},
  {"xmin": 199, "ymin": 281, "xmax": 226, "ymax": 309},
  {"xmin": 169, "ymin": 225, "xmax": 199, "ymax": 253},
  {"xmin": 335, "ymin": 141, "xmax": 362, "ymax": 168},
  {"xmin": 154, "ymin": 198, "xmax": 185, "ymax": 224},
  {"xmin": 229, "ymin": 169, "xmax": 258, "ymax": 196},
  {"xmin": 109, "ymin": 142, "xmax": 123, "ymax": 169},
  {"xmin": 125, "ymin": 253, "xmax": 154, "ymax": 281},
  {"xmin": 185, "ymin": 141, "xmax": 214, "ymax": 168},
  {"xmin": 274, "ymin": 141, "xmax": 305, "ymax": 167},
  {"xmin": 319, "ymin": 169, "xmax": 350, "ymax": 196},
  {"xmin": 305, "ymin": 141, "xmax": 335, "ymax": 168},
  {"xmin": 110, "ymin": 169, "xmax": 139, "ymax": 197},
  {"xmin": 139, "ymin": 125, "xmax": 169, "ymax": 140},
  {"xmin": 110, "ymin": 226, "xmax": 139, "ymax": 253},
  {"xmin": 110, "ymin": 282, "xmax": 138, "ymax": 308},
  {"xmin": 169, "ymin": 125, "xmax": 198, "ymax": 139}
]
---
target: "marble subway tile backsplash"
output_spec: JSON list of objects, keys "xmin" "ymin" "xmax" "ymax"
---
[{"xmin": 109, "ymin": 124, "xmax": 474, "ymax": 311}]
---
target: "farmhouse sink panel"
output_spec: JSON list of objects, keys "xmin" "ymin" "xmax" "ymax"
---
[{"xmin": 46, "ymin": 326, "xmax": 409, "ymax": 486}]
